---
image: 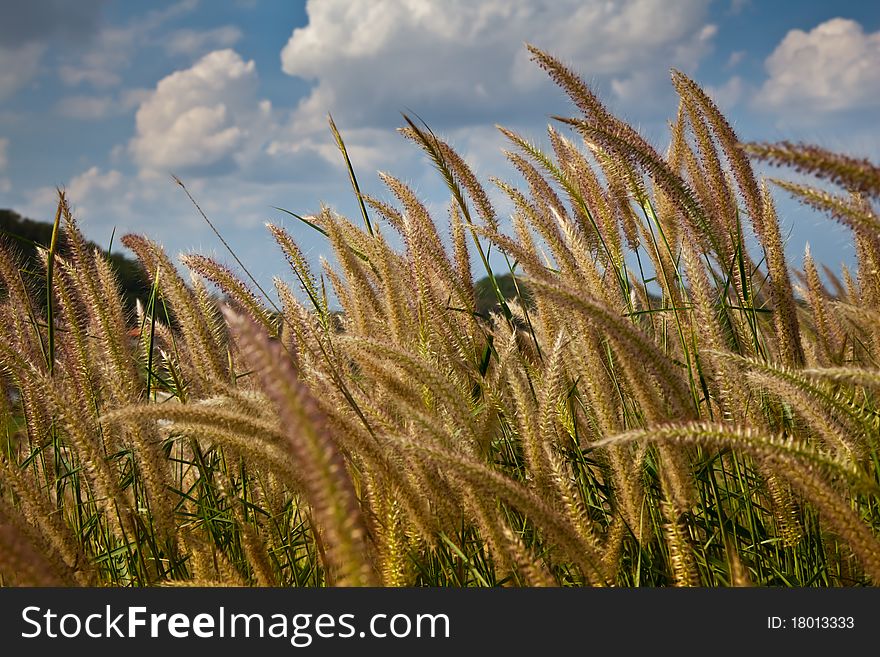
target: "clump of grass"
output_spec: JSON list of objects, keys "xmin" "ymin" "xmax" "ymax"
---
[{"xmin": 1, "ymin": 45, "xmax": 880, "ymax": 587}]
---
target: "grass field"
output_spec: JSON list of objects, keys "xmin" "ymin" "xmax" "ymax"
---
[{"xmin": 1, "ymin": 45, "xmax": 879, "ymax": 587}]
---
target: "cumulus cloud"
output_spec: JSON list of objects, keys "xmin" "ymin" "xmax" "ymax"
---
[
  {"xmin": 726, "ymin": 50, "xmax": 746, "ymax": 68},
  {"xmin": 165, "ymin": 26, "xmax": 243, "ymax": 57},
  {"xmin": 56, "ymin": 95, "xmax": 115, "ymax": 120},
  {"xmin": 27, "ymin": 167, "xmax": 122, "ymax": 229},
  {"xmin": 755, "ymin": 18, "xmax": 880, "ymax": 114},
  {"xmin": 56, "ymin": 89, "xmax": 150, "ymax": 120},
  {"xmin": 0, "ymin": 1, "xmax": 103, "ymax": 103},
  {"xmin": 280, "ymin": 0, "xmax": 715, "ymax": 130},
  {"xmin": 706, "ymin": 75, "xmax": 746, "ymax": 108},
  {"xmin": 129, "ymin": 49, "xmax": 268, "ymax": 171},
  {"xmin": 0, "ymin": 137, "xmax": 8, "ymax": 170},
  {"xmin": 58, "ymin": 0, "xmax": 198, "ymax": 90},
  {"xmin": 67, "ymin": 166, "xmax": 122, "ymax": 199},
  {"xmin": 0, "ymin": 43, "xmax": 45, "ymax": 100}
]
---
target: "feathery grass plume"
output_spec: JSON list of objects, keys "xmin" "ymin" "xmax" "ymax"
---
[
  {"xmin": 397, "ymin": 119, "xmax": 516, "ymax": 326},
  {"xmin": 559, "ymin": 116, "xmax": 725, "ymax": 267},
  {"xmin": 526, "ymin": 44, "xmax": 616, "ymax": 126},
  {"xmin": 671, "ymin": 70, "xmax": 766, "ymax": 240},
  {"xmin": 323, "ymin": 212, "xmax": 383, "ymax": 335},
  {"xmin": 817, "ymin": 267, "xmax": 849, "ymax": 312},
  {"xmin": 52, "ymin": 254, "xmax": 105, "ymax": 406},
  {"xmin": 398, "ymin": 124, "xmax": 498, "ymax": 232},
  {"xmin": 502, "ymin": 145, "xmax": 570, "ymax": 227},
  {"xmin": 658, "ymin": 497, "xmax": 700, "ymax": 587},
  {"xmin": 500, "ymin": 524, "xmax": 559, "ymax": 587},
  {"xmin": 0, "ymin": 322, "xmax": 36, "ymax": 441},
  {"xmin": 501, "ymin": 152, "xmax": 581, "ymax": 279},
  {"xmin": 761, "ymin": 468, "xmax": 804, "ymax": 549},
  {"xmin": 58, "ymin": 200, "xmax": 141, "ymax": 403},
  {"xmin": 215, "ymin": 467, "xmax": 276, "ymax": 587},
  {"xmin": 681, "ymin": 236, "xmax": 745, "ymax": 418},
  {"xmin": 182, "ymin": 253, "xmax": 275, "ymax": 333},
  {"xmin": 391, "ymin": 432, "xmax": 609, "ymax": 585},
  {"xmin": 105, "ymin": 402, "xmax": 303, "ymax": 488},
  {"xmin": 592, "ymin": 421, "xmax": 877, "ymax": 497},
  {"xmin": 544, "ymin": 444, "xmax": 605, "ymax": 567},
  {"xmin": 378, "ymin": 173, "xmax": 463, "ymax": 305},
  {"xmin": 225, "ymin": 309, "xmax": 378, "ymax": 586},
  {"xmin": 432, "ymin": 135, "xmax": 498, "ymax": 232},
  {"xmin": 675, "ymin": 106, "xmax": 739, "ymax": 269},
  {"xmin": 529, "ymin": 334, "xmax": 583, "ymax": 491},
  {"xmin": 801, "ymin": 245, "xmax": 845, "ymax": 366},
  {"xmin": 804, "ymin": 366, "xmax": 880, "ymax": 394},
  {"xmin": 555, "ymin": 207, "xmax": 618, "ymax": 312},
  {"xmin": 529, "ymin": 278, "xmax": 694, "ymax": 418},
  {"xmin": 184, "ymin": 526, "xmax": 249, "ymax": 586},
  {"xmin": 0, "ymin": 237, "xmax": 44, "ymax": 366},
  {"xmin": 274, "ymin": 277, "xmax": 333, "ymax": 374},
  {"xmin": 759, "ymin": 184, "xmax": 806, "ymax": 366},
  {"xmin": 679, "ymin": 138, "xmax": 727, "ymax": 261},
  {"xmin": 267, "ymin": 223, "xmax": 329, "ymax": 324},
  {"xmin": 594, "ymin": 145, "xmax": 649, "ymax": 255},
  {"xmin": 566, "ymin": 327, "xmax": 648, "ymax": 540},
  {"xmin": 548, "ymin": 127, "xmax": 610, "ymax": 256},
  {"xmin": 0, "ymin": 457, "xmax": 95, "ymax": 585},
  {"xmin": 340, "ymin": 335, "xmax": 482, "ymax": 453},
  {"xmin": 121, "ymin": 234, "xmax": 229, "ymax": 388},
  {"xmin": 771, "ymin": 180, "xmax": 880, "ymax": 240},
  {"xmin": 745, "ymin": 141, "xmax": 880, "ymax": 200},
  {"xmin": 362, "ymin": 193, "xmax": 407, "ymax": 234},
  {"xmin": 361, "ymin": 470, "xmax": 412, "ymax": 587},
  {"xmin": 124, "ymin": 421, "xmax": 180, "ymax": 555},
  {"xmin": 498, "ymin": 125, "xmax": 629, "ymax": 289},
  {"xmin": 606, "ymin": 422, "xmax": 812, "ymax": 557},
  {"xmin": 782, "ymin": 459, "xmax": 880, "ymax": 584},
  {"xmin": 42, "ymin": 385, "xmax": 130, "ymax": 537},
  {"xmin": 507, "ymin": 356, "xmax": 544, "ymax": 487},
  {"xmin": 364, "ymin": 232, "xmax": 419, "ymax": 346},
  {"xmin": 831, "ymin": 300, "xmax": 880, "ymax": 363},
  {"xmin": 449, "ymin": 203, "xmax": 476, "ymax": 311},
  {"xmin": 852, "ymin": 232, "xmax": 880, "ymax": 358},
  {"xmin": 460, "ymin": 489, "xmax": 515, "ymax": 582},
  {"xmin": 0, "ymin": 520, "xmax": 67, "ymax": 586}
]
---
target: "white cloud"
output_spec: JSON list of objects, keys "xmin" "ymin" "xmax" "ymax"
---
[
  {"xmin": 31, "ymin": 167, "xmax": 124, "ymax": 220},
  {"xmin": 706, "ymin": 75, "xmax": 745, "ymax": 108},
  {"xmin": 0, "ymin": 137, "xmax": 8, "ymax": 170},
  {"xmin": 727, "ymin": 50, "xmax": 746, "ymax": 68},
  {"xmin": 58, "ymin": 0, "xmax": 200, "ymax": 90},
  {"xmin": 280, "ymin": 0, "xmax": 715, "ymax": 129},
  {"xmin": 165, "ymin": 26, "xmax": 243, "ymax": 57},
  {"xmin": 0, "ymin": 178, "xmax": 10, "ymax": 194},
  {"xmin": 56, "ymin": 88, "xmax": 151, "ymax": 120},
  {"xmin": 0, "ymin": 43, "xmax": 45, "ymax": 100},
  {"xmin": 129, "ymin": 49, "xmax": 264, "ymax": 171},
  {"xmin": 728, "ymin": 0, "xmax": 750, "ymax": 15},
  {"xmin": 756, "ymin": 18, "xmax": 880, "ymax": 114},
  {"xmin": 57, "ymin": 95, "xmax": 115, "ymax": 120},
  {"xmin": 67, "ymin": 166, "xmax": 122, "ymax": 200}
]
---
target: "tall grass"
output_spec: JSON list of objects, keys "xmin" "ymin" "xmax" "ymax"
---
[{"xmin": 2, "ymin": 46, "xmax": 880, "ymax": 587}]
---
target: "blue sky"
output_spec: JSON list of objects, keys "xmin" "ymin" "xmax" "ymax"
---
[{"xmin": 1, "ymin": 0, "xmax": 878, "ymax": 295}]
